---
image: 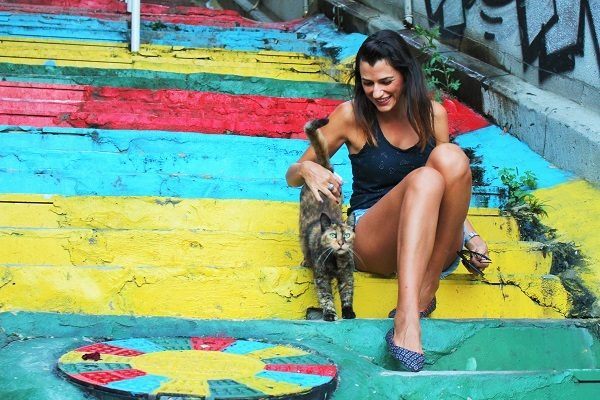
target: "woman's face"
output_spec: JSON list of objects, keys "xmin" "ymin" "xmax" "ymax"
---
[{"xmin": 359, "ymin": 59, "xmax": 405, "ymax": 113}]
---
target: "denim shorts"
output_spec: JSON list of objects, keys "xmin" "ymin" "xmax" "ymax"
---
[{"xmin": 349, "ymin": 208, "xmax": 460, "ymax": 279}]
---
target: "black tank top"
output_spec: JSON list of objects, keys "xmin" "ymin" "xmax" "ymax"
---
[{"xmin": 348, "ymin": 119, "xmax": 435, "ymax": 214}]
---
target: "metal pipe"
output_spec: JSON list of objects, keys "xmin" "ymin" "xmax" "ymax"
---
[
  {"xmin": 131, "ymin": 0, "xmax": 140, "ymax": 52},
  {"xmin": 404, "ymin": 0, "xmax": 413, "ymax": 25},
  {"xmin": 229, "ymin": 0, "xmax": 273, "ymax": 22},
  {"xmin": 303, "ymin": 0, "xmax": 309, "ymax": 17}
]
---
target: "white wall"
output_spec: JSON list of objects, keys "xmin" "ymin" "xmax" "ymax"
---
[{"xmin": 356, "ymin": 0, "xmax": 600, "ymax": 111}]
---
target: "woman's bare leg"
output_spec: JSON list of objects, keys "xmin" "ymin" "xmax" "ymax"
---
[
  {"xmin": 354, "ymin": 167, "xmax": 445, "ymax": 353},
  {"xmin": 353, "ymin": 144, "xmax": 472, "ymax": 353}
]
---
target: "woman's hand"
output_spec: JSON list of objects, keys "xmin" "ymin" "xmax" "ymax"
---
[
  {"xmin": 299, "ymin": 161, "xmax": 343, "ymax": 203},
  {"xmin": 465, "ymin": 235, "xmax": 491, "ymax": 272}
]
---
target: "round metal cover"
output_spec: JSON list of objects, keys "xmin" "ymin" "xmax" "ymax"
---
[{"xmin": 57, "ymin": 336, "xmax": 338, "ymax": 399}]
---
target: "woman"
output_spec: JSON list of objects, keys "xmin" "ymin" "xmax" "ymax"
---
[{"xmin": 285, "ymin": 30, "xmax": 490, "ymax": 371}]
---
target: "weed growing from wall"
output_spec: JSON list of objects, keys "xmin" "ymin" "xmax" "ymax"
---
[
  {"xmin": 499, "ymin": 168, "xmax": 546, "ymax": 241},
  {"xmin": 412, "ymin": 24, "xmax": 461, "ymax": 101},
  {"xmin": 499, "ymin": 168, "xmax": 593, "ymax": 317}
]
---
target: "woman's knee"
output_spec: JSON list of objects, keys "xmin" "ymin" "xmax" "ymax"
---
[
  {"xmin": 404, "ymin": 166, "xmax": 445, "ymax": 197},
  {"xmin": 428, "ymin": 143, "xmax": 471, "ymax": 182}
]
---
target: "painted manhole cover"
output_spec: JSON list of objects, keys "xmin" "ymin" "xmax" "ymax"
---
[{"xmin": 57, "ymin": 336, "xmax": 338, "ymax": 399}]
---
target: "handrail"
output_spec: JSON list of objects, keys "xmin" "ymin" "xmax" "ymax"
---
[{"xmin": 122, "ymin": 0, "xmax": 141, "ymax": 52}]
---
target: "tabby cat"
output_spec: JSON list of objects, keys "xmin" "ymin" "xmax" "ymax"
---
[{"xmin": 299, "ymin": 118, "xmax": 356, "ymax": 321}]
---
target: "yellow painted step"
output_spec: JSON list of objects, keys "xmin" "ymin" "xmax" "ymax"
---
[
  {"xmin": 0, "ymin": 227, "xmax": 544, "ymax": 275},
  {"xmin": 0, "ymin": 194, "xmax": 519, "ymax": 241},
  {"xmin": 0, "ymin": 264, "xmax": 568, "ymax": 319},
  {"xmin": 0, "ymin": 37, "xmax": 344, "ymax": 83}
]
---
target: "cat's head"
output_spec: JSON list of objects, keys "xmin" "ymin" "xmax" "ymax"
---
[{"xmin": 319, "ymin": 213, "xmax": 355, "ymax": 254}]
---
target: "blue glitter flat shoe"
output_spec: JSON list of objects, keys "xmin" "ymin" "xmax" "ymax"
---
[
  {"xmin": 385, "ymin": 329, "xmax": 425, "ymax": 372},
  {"xmin": 388, "ymin": 297, "xmax": 437, "ymax": 319}
]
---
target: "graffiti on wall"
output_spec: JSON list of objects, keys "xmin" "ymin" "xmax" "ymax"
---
[{"xmin": 425, "ymin": 0, "xmax": 600, "ymax": 82}]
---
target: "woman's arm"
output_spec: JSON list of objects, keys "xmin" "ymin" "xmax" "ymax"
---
[
  {"xmin": 285, "ymin": 101, "xmax": 354, "ymax": 202},
  {"xmin": 431, "ymin": 101, "xmax": 450, "ymax": 145}
]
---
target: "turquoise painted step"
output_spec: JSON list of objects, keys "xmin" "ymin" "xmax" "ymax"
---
[
  {"xmin": 1, "ymin": 313, "xmax": 599, "ymax": 400},
  {"xmin": 456, "ymin": 126, "xmax": 572, "ymax": 189},
  {"xmin": 0, "ymin": 125, "xmax": 503, "ymax": 206}
]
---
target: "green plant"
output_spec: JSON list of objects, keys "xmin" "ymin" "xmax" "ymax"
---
[
  {"xmin": 499, "ymin": 168, "xmax": 547, "ymax": 241},
  {"xmin": 412, "ymin": 24, "xmax": 461, "ymax": 101},
  {"xmin": 498, "ymin": 168, "xmax": 593, "ymax": 316}
]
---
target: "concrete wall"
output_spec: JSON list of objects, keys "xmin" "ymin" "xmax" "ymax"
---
[
  {"xmin": 356, "ymin": 0, "xmax": 600, "ymax": 113},
  {"xmin": 260, "ymin": 0, "xmax": 310, "ymax": 20}
]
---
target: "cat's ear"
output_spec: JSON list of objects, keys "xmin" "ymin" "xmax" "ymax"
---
[{"xmin": 320, "ymin": 213, "xmax": 332, "ymax": 232}]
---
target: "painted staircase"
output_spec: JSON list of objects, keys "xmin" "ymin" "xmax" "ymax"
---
[{"xmin": 0, "ymin": 0, "xmax": 572, "ymax": 321}]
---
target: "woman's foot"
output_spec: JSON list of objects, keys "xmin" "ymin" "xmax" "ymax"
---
[
  {"xmin": 385, "ymin": 328, "xmax": 425, "ymax": 372},
  {"xmin": 388, "ymin": 296, "xmax": 437, "ymax": 319},
  {"xmin": 391, "ymin": 312, "xmax": 423, "ymax": 353}
]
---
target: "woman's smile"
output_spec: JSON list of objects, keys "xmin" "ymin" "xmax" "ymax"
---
[{"xmin": 375, "ymin": 96, "xmax": 392, "ymax": 107}]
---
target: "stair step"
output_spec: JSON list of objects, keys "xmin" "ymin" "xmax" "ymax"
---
[
  {"xmin": 0, "ymin": 63, "xmax": 351, "ymax": 99},
  {"xmin": 0, "ymin": 194, "xmax": 518, "ymax": 241},
  {"xmin": 0, "ymin": 38, "xmax": 341, "ymax": 83},
  {"xmin": 0, "ymin": 126, "xmax": 505, "ymax": 207},
  {"xmin": 0, "ymin": 0, "xmax": 301, "ymax": 29},
  {"xmin": 0, "ymin": 263, "xmax": 569, "ymax": 318},
  {"xmin": 0, "ymin": 226, "xmax": 540, "ymax": 271},
  {"xmin": 2, "ymin": 315, "xmax": 599, "ymax": 399},
  {"xmin": 0, "ymin": 13, "xmax": 345, "ymax": 59},
  {"xmin": 0, "ymin": 81, "xmax": 341, "ymax": 136}
]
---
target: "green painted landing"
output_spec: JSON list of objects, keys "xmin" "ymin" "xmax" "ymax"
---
[{"xmin": 1, "ymin": 313, "xmax": 599, "ymax": 400}]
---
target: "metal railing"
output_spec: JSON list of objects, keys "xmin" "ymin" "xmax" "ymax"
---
[{"xmin": 122, "ymin": 0, "xmax": 141, "ymax": 52}]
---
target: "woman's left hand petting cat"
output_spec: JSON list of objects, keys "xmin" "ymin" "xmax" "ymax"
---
[{"xmin": 298, "ymin": 160, "xmax": 343, "ymax": 203}]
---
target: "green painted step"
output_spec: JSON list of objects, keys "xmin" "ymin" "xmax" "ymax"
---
[
  {"xmin": 0, "ymin": 63, "xmax": 350, "ymax": 99},
  {"xmin": 1, "ymin": 312, "xmax": 599, "ymax": 400}
]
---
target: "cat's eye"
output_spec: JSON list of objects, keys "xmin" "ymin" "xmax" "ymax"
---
[
  {"xmin": 343, "ymin": 232, "xmax": 351, "ymax": 239},
  {"xmin": 329, "ymin": 232, "xmax": 337, "ymax": 238}
]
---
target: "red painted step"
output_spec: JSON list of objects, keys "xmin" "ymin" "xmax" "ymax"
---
[
  {"xmin": 0, "ymin": 82, "xmax": 341, "ymax": 138},
  {"xmin": 0, "ymin": 0, "xmax": 304, "ymax": 29},
  {"xmin": 0, "ymin": 82, "xmax": 488, "ymax": 137},
  {"xmin": 68, "ymin": 86, "xmax": 341, "ymax": 138},
  {"xmin": 443, "ymin": 98, "xmax": 489, "ymax": 135}
]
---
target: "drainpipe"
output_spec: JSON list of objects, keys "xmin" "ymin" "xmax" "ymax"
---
[
  {"xmin": 130, "ymin": 0, "xmax": 141, "ymax": 52},
  {"xmin": 230, "ymin": 0, "xmax": 274, "ymax": 22},
  {"xmin": 404, "ymin": 0, "xmax": 413, "ymax": 25}
]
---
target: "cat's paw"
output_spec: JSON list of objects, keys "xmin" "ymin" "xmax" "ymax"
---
[
  {"xmin": 342, "ymin": 306, "xmax": 356, "ymax": 319},
  {"xmin": 323, "ymin": 311, "xmax": 337, "ymax": 322}
]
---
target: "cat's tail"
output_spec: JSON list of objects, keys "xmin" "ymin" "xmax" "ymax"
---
[{"xmin": 304, "ymin": 118, "xmax": 332, "ymax": 171}]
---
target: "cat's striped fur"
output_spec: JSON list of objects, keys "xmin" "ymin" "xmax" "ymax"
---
[{"xmin": 299, "ymin": 118, "xmax": 356, "ymax": 321}]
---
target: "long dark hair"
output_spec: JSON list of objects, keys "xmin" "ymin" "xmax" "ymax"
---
[{"xmin": 350, "ymin": 30, "xmax": 434, "ymax": 150}]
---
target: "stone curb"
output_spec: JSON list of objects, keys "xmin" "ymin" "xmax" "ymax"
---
[{"xmin": 317, "ymin": 0, "xmax": 600, "ymax": 185}]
